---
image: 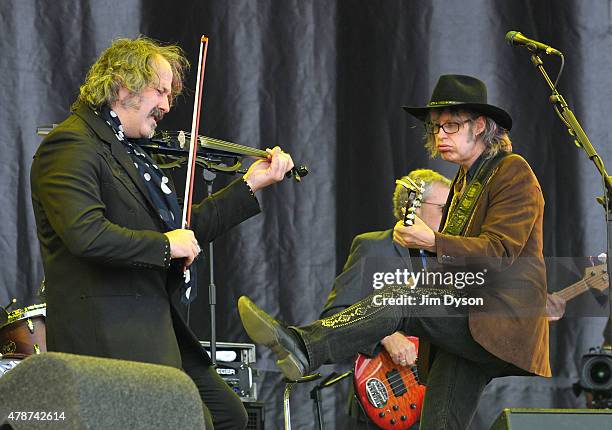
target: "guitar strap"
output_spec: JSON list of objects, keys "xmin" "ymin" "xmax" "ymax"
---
[{"xmin": 442, "ymin": 152, "xmax": 510, "ymax": 236}]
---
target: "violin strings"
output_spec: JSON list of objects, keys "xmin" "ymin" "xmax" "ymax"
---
[
  {"xmin": 163, "ymin": 131, "xmax": 249, "ymax": 151},
  {"xmin": 161, "ymin": 131, "xmax": 266, "ymax": 157}
]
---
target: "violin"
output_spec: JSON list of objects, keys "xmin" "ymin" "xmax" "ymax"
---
[
  {"xmin": 35, "ymin": 126, "xmax": 309, "ymax": 181},
  {"xmin": 143, "ymin": 130, "xmax": 309, "ymax": 181}
]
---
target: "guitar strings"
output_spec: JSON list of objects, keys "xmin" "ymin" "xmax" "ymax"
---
[
  {"xmin": 386, "ymin": 376, "xmax": 420, "ymax": 391},
  {"xmin": 383, "ymin": 366, "xmax": 422, "ymax": 392},
  {"xmin": 556, "ymin": 273, "xmax": 608, "ymax": 301}
]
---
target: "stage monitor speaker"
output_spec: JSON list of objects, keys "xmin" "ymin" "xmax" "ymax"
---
[
  {"xmin": 490, "ymin": 408, "xmax": 612, "ymax": 429},
  {"xmin": 0, "ymin": 352, "xmax": 206, "ymax": 430},
  {"xmin": 243, "ymin": 401, "xmax": 264, "ymax": 430}
]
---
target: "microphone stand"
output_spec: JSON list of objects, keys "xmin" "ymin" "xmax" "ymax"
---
[
  {"xmin": 529, "ymin": 53, "xmax": 612, "ymax": 347},
  {"xmin": 203, "ymin": 168, "xmax": 218, "ymax": 366},
  {"xmin": 184, "ymin": 166, "xmax": 219, "ymax": 366},
  {"xmin": 309, "ymin": 371, "xmax": 353, "ymax": 430}
]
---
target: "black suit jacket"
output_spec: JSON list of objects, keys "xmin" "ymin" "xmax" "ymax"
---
[
  {"xmin": 321, "ymin": 229, "xmax": 417, "ymax": 318},
  {"xmin": 320, "ymin": 229, "xmax": 424, "ymax": 426},
  {"xmin": 30, "ymin": 103, "xmax": 261, "ymax": 368}
]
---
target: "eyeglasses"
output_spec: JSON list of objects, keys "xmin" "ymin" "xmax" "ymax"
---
[{"xmin": 424, "ymin": 119, "xmax": 472, "ymax": 135}]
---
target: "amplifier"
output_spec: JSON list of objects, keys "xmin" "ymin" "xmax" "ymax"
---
[
  {"xmin": 244, "ymin": 401, "xmax": 265, "ymax": 430},
  {"xmin": 200, "ymin": 341, "xmax": 258, "ymax": 402}
]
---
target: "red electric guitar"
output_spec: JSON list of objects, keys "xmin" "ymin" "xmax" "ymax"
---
[
  {"xmin": 354, "ymin": 336, "xmax": 425, "ymax": 429},
  {"xmin": 353, "ymin": 179, "xmax": 426, "ymax": 429}
]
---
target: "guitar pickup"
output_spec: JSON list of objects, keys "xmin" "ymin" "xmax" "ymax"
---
[{"xmin": 386, "ymin": 368, "xmax": 408, "ymax": 396}]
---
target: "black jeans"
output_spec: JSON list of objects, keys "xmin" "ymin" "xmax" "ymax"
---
[{"xmin": 295, "ymin": 286, "xmax": 518, "ymax": 430}]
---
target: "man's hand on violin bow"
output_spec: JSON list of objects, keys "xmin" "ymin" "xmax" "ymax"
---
[
  {"xmin": 243, "ymin": 146, "xmax": 294, "ymax": 192},
  {"xmin": 164, "ymin": 229, "xmax": 201, "ymax": 267}
]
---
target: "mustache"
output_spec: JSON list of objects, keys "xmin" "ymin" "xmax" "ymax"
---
[{"xmin": 150, "ymin": 108, "xmax": 164, "ymax": 122}]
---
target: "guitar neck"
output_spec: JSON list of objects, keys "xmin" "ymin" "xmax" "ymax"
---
[
  {"xmin": 554, "ymin": 265, "xmax": 608, "ymax": 302},
  {"xmin": 554, "ymin": 279, "xmax": 590, "ymax": 301}
]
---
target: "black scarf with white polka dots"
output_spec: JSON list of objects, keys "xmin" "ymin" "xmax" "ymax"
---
[{"xmin": 98, "ymin": 106, "xmax": 182, "ymax": 231}]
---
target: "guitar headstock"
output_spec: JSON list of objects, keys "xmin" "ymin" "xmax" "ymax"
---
[
  {"xmin": 395, "ymin": 178, "xmax": 425, "ymax": 227},
  {"xmin": 583, "ymin": 263, "xmax": 608, "ymax": 293}
]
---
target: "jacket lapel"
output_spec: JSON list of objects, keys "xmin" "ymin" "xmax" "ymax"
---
[{"xmin": 74, "ymin": 103, "xmax": 162, "ymax": 219}]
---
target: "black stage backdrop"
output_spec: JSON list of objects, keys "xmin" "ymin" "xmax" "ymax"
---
[{"xmin": 2, "ymin": 1, "xmax": 612, "ymax": 428}]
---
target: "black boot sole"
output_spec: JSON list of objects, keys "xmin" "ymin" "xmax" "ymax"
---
[{"xmin": 237, "ymin": 296, "xmax": 307, "ymax": 381}]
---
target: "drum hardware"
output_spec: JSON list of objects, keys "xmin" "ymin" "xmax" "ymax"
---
[
  {"xmin": 0, "ymin": 298, "xmax": 17, "ymax": 327},
  {"xmin": 1, "ymin": 340, "xmax": 16, "ymax": 355},
  {"xmin": 38, "ymin": 278, "xmax": 46, "ymax": 301},
  {"xmin": 0, "ymin": 303, "xmax": 47, "ymax": 358},
  {"xmin": 2, "ymin": 298, "xmax": 17, "ymax": 311}
]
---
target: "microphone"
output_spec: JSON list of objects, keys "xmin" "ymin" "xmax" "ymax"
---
[{"xmin": 505, "ymin": 31, "xmax": 562, "ymax": 56}]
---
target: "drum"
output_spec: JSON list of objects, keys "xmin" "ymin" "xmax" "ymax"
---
[{"xmin": 0, "ymin": 303, "xmax": 47, "ymax": 359}]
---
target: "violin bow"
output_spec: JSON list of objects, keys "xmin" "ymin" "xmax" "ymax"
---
[{"xmin": 182, "ymin": 35, "xmax": 209, "ymax": 229}]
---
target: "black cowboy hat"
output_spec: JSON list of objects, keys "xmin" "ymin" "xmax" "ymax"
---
[{"xmin": 402, "ymin": 74, "xmax": 512, "ymax": 130}]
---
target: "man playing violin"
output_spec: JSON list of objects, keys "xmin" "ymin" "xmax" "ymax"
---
[
  {"xmin": 30, "ymin": 37, "xmax": 293, "ymax": 429},
  {"xmin": 238, "ymin": 75, "xmax": 551, "ymax": 429}
]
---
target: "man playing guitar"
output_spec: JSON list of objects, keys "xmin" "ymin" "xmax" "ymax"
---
[
  {"xmin": 320, "ymin": 169, "xmax": 451, "ymax": 428},
  {"xmin": 239, "ymin": 75, "xmax": 552, "ymax": 430}
]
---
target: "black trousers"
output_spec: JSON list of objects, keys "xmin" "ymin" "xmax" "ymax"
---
[
  {"xmin": 180, "ymin": 340, "xmax": 248, "ymax": 429},
  {"xmin": 296, "ymin": 286, "xmax": 524, "ymax": 430}
]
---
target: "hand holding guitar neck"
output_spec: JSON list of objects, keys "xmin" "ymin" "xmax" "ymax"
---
[
  {"xmin": 547, "ymin": 263, "xmax": 608, "ymax": 321},
  {"xmin": 392, "ymin": 179, "xmax": 436, "ymax": 251},
  {"xmin": 395, "ymin": 178, "xmax": 424, "ymax": 226}
]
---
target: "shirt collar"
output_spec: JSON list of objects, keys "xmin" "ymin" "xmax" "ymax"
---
[{"xmin": 465, "ymin": 152, "xmax": 486, "ymax": 182}]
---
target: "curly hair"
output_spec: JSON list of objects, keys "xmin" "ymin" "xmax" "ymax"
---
[
  {"xmin": 423, "ymin": 108, "xmax": 512, "ymax": 159},
  {"xmin": 73, "ymin": 36, "xmax": 189, "ymax": 110}
]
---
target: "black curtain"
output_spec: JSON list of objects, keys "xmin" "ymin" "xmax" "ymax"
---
[{"xmin": 2, "ymin": 1, "xmax": 611, "ymax": 428}]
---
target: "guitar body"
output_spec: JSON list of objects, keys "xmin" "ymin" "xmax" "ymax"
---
[{"xmin": 354, "ymin": 336, "xmax": 425, "ymax": 429}]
